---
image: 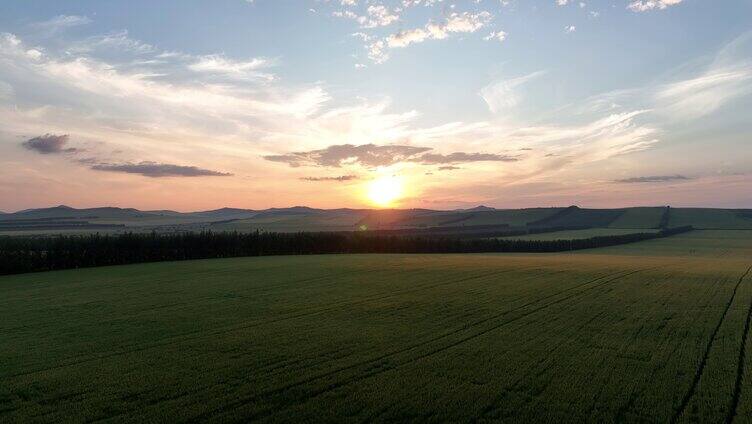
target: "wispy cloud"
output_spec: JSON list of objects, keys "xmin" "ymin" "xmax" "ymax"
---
[
  {"xmin": 655, "ymin": 65, "xmax": 752, "ymax": 120},
  {"xmin": 67, "ymin": 30, "xmax": 155, "ymax": 54},
  {"xmin": 0, "ymin": 30, "xmax": 330, "ymax": 130},
  {"xmin": 572, "ymin": 32, "xmax": 752, "ymax": 124},
  {"xmin": 479, "ymin": 71, "xmax": 546, "ymax": 114},
  {"xmin": 614, "ymin": 175, "xmax": 690, "ymax": 183},
  {"xmin": 91, "ymin": 162, "xmax": 232, "ymax": 178},
  {"xmin": 265, "ymin": 143, "xmax": 519, "ymax": 168},
  {"xmin": 188, "ymin": 54, "xmax": 275, "ymax": 80},
  {"xmin": 264, "ymin": 144, "xmax": 431, "ymax": 168},
  {"xmin": 32, "ymin": 15, "xmax": 91, "ymax": 33},
  {"xmin": 417, "ymin": 152, "xmax": 518, "ymax": 164},
  {"xmin": 300, "ymin": 175, "xmax": 359, "ymax": 182}
]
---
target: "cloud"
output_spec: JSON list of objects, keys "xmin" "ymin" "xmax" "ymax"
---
[
  {"xmin": 484, "ymin": 31, "xmax": 507, "ymax": 43},
  {"xmin": 300, "ymin": 175, "xmax": 359, "ymax": 182},
  {"xmin": 574, "ymin": 33, "xmax": 752, "ymax": 124},
  {"xmin": 90, "ymin": 161, "xmax": 232, "ymax": 178},
  {"xmin": 68, "ymin": 30, "xmax": 155, "ymax": 54},
  {"xmin": 655, "ymin": 68, "xmax": 752, "ymax": 120},
  {"xmin": 438, "ymin": 166, "xmax": 461, "ymax": 171},
  {"xmin": 417, "ymin": 152, "xmax": 518, "ymax": 164},
  {"xmin": 3, "ymin": 20, "xmax": 746, "ymax": 209},
  {"xmin": 265, "ymin": 143, "xmax": 519, "ymax": 168},
  {"xmin": 188, "ymin": 54, "xmax": 275, "ymax": 80},
  {"xmin": 502, "ymin": 110, "xmax": 660, "ymax": 178},
  {"xmin": 368, "ymin": 11, "xmax": 492, "ymax": 62},
  {"xmin": 649, "ymin": 32, "xmax": 752, "ymax": 120},
  {"xmin": 264, "ymin": 143, "xmax": 431, "ymax": 168},
  {"xmin": 22, "ymin": 134, "xmax": 80, "ymax": 154},
  {"xmin": 386, "ymin": 28, "xmax": 431, "ymax": 48},
  {"xmin": 333, "ymin": 5, "xmax": 399, "ymax": 28},
  {"xmin": 0, "ymin": 31, "xmax": 330, "ymax": 127},
  {"xmin": 32, "ymin": 15, "xmax": 91, "ymax": 33},
  {"xmin": 615, "ymin": 175, "xmax": 690, "ymax": 183},
  {"xmin": 479, "ymin": 71, "xmax": 546, "ymax": 114},
  {"xmin": 627, "ymin": 0, "xmax": 683, "ymax": 12}
]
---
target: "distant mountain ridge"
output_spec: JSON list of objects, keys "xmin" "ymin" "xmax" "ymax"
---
[
  {"xmin": 462, "ymin": 205, "xmax": 496, "ymax": 212},
  {"xmin": 4, "ymin": 205, "xmax": 150, "ymax": 220},
  {"xmin": 2, "ymin": 204, "xmax": 500, "ymax": 217}
]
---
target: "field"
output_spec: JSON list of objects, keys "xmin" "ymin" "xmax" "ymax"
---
[
  {"xmin": 669, "ymin": 208, "xmax": 752, "ymax": 230},
  {"xmin": 498, "ymin": 228, "xmax": 660, "ymax": 241},
  {"xmin": 2, "ymin": 231, "xmax": 752, "ymax": 422},
  {"xmin": 608, "ymin": 207, "xmax": 666, "ymax": 229}
]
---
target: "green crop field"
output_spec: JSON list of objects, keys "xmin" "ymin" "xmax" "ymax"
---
[
  {"xmin": 2, "ymin": 231, "xmax": 752, "ymax": 422},
  {"xmin": 609, "ymin": 207, "xmax": 666, "ymax": 229},
  {"xmin": 669, "ymin": 208, "xmax": 752, "ymax": 229},
  {"xmin": 497, "ymin": 227, "xmax": 660, "ymax": 241}
]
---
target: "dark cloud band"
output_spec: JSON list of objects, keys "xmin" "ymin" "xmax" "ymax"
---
[
  {"xmin": 22, "ymin": 134, "xmax": 80, "ymax": 154},
  {"xmin": 615, "ymin": 175, "xmax": 690, "ymax": 183},
  {"xmin": 300, "ymin": 175, "xmax": 358, "ymax": 182},
  {"xmin": 91, "ymin": 161, "xmax": 232, "ymax": 178}
]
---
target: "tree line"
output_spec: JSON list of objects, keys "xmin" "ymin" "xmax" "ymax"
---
[{"xmin": 0, "ymin": 226, "xmax": 693, "ymax": 275}]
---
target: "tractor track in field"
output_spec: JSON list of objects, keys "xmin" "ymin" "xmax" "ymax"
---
[
  {"xmin": 670, "ymin": 265, "xmax": 752, "ymax": 424},
  {"xmin": 4, "ymin": 266, "xmax": 532, "ymax": 381},
  {"xmin": 726, "ymin": 265, "xmax": 752, "ymax": 424},
  {"xmin": 11, "ymin": 266, "xmax": 574, "ymax": 424},
  {"xmin": 610, "ymin": 271, "xmax": 717, "ymax": 423},
  {"xmin": 478, "ymin": 263, "xmax": 696, "ymax": 423},
  {"xmin": 242, "ymin": 268, "xmax": 652, "ymax": 423},
  {"xmin": 190, "ymin": 267, "xmax": 652, "ymax": 423},
  {"xmin": 77, "ymin": 267, "xmax": 559, "ymax": 424},
  {"xmin": 473, "ymin": 309, "xmax": 610, "ymax": 422}
]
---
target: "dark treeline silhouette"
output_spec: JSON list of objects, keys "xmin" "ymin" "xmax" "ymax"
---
[{"xmin": 0, "ymin": 226, "xmax": 693, "ymax": 275}]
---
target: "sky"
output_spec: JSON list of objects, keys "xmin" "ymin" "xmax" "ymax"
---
[{"xmin": 1, "ymin": 0, "xmax": 751, "ymax": 212}]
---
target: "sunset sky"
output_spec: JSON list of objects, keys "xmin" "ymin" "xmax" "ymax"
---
[{"xmin": 1, "ymin": 0, "xmax": 751, "ymax": 212}]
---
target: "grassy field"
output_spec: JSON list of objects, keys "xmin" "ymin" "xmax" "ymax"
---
[
  {"xmin": 608, "ymin": 207, "xmax": 666, "ymax": 229},
  {"xmin": 588, "ymin": 230, "xmax": 752, "ymax": 259},
  {"xmin": 2, "ymin": 231, "xmax": 752, "ymax": 422},
  {"xmin": 497, "ymin": 228, "xmax": 660, "ymax": 241},
  {"xmin": 669, "ymin": 208, "xmax": 752, "ymax": 229}
]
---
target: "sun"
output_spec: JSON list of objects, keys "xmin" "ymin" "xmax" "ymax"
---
[{"xmin": 367, "ymin": 175, "xmax": 404, "ymax": 207}]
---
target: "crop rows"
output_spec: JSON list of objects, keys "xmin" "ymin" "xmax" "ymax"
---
[{"xmin": 1, "ymin": 244, "xmax": 751, "ymax": 422}]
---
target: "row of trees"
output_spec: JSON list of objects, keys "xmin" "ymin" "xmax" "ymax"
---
[{"xmin": 0, "ymin": 226, "xmax": 693, "ymax": 275}]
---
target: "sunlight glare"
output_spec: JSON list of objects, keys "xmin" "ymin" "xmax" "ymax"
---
[{"xmin": 367, "ymin": 175, "xmax": 403, "ymax": 207}]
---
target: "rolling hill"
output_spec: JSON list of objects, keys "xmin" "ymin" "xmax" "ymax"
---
[{"xmin": 1, "ymin": 205, "xmax": 751, "ymax": 234}]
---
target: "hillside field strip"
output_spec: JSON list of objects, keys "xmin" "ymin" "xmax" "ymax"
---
[
  {"xmin": 497, "ymin": 228, "xmax": 660, "ymax": 241},
  {"xmin": 2, "ymin": 230, "xmax": 752, "ymax": 422}
]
